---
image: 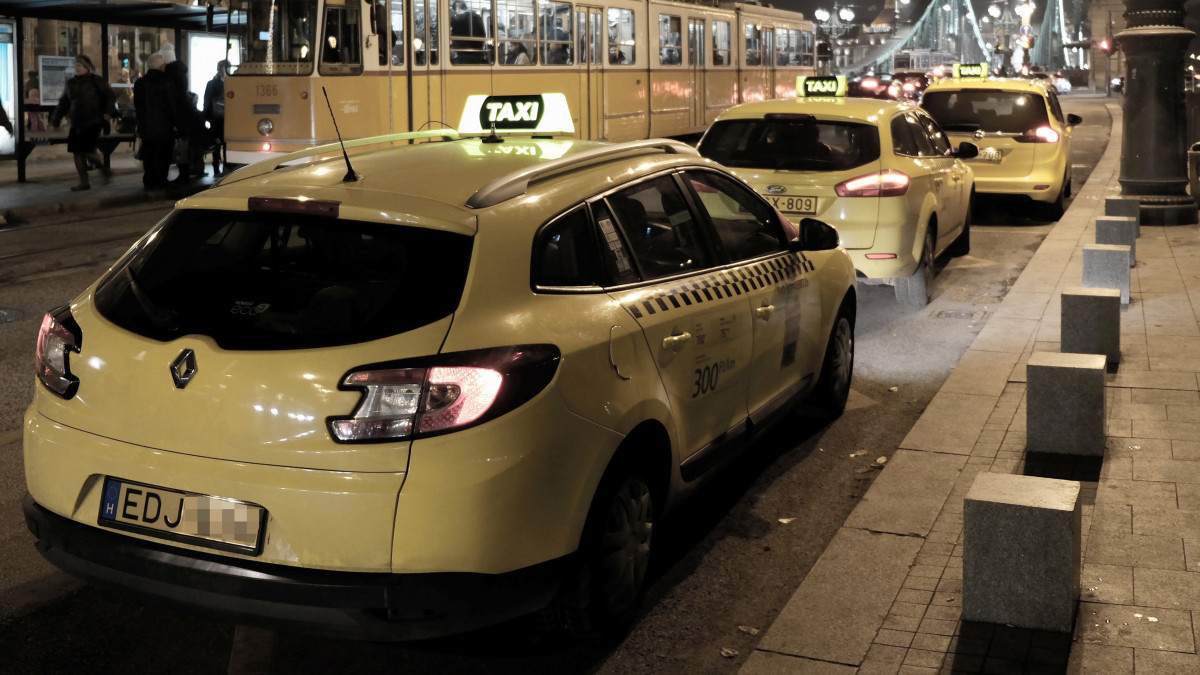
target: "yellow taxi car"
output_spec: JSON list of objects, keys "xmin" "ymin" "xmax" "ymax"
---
[
  {"xmin": 921, "ymin": 67, "xmax": 1082, "ymax": 220},
  {"xmin": 23, "ymin": 94, "xmax": 857, "ymax": 643},
  {"xmin": 697, "ymin": 76, "xmax": 977, "ymax": 307}
]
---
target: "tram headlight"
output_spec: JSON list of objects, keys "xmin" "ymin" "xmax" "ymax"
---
[{"xmin": 257, "ymin": 118, "xmax": 275, "ymax": 136}]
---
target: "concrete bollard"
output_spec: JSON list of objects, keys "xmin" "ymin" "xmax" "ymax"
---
[
  {"xmin": 1082, "ymin": 244, "xmax": 1132, "ymax": 304},
  {"xmin": 963, "ymin": 472, "xmax": 1082, "ymax": 633},
  {"xmin": 1061, "ymin": 287, "xmax": 1121, "ymax": 364},
  {"xmin": 1026, "ymin": 351, "xmax": 1107, "ymax": 456},
  {"xmin": 1105, "ymin": 196, "xmax": 1141, "ymax": 230},
  {"xmin": 1095, "ymin": 217, "xmax": 1137, "ymax": 267}
]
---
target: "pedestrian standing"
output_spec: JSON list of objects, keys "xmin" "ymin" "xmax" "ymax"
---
[
  {"xmin": 134, "ymin": 53, "xmax": 181, "ymax": 190},
  {"xmin": 203, "ymin": 60, "xmax": 229, "ymax": 175},
  {"xmin": 49, "ymin": 54, "xmax": 116, "ymax": 191},
  {"xmin": 165, "ymin": 59, "xmax": 205, "ymax": 182}
]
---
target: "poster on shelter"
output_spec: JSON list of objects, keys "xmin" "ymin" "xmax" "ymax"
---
[{"xmin": 39, "ymin": 56, "xmax": 77, "ymax": 106}]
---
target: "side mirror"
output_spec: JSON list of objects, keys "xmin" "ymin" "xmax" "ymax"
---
[
  {"xmin": 955, "ymin": 141, "xmax": 979, "ymax": 159},
  {"xmin": 1067, "ymin": 113, "xmax": 1083, "ymax": 127},
  {"xmin": 794, "ymin": 217, "xmax": 840, "ymax": 251}
]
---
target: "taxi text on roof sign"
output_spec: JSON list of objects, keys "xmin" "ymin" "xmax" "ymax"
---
[
  {"xmin": 952, "ymin": 63, "xmax": 989, "ymax": 80},
  {"xmin": 457, "ymin": 93, "xmax": 576, "ymax": 135},
  {"xmin": 797, "ymin": 76, "xmax": 848, "ymax": 97}
]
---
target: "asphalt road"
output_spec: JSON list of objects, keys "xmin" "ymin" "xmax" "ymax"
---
[{"xmin": 0, "ymin": 95, "xmax": 1114, "ymax": 674}]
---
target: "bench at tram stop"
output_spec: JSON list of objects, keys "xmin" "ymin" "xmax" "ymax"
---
[
  {"xmin": 1061, "ymin": 286, "xmax": 1121, "ymax": 365},
  {"xmin": 963, "ymin": 471, "xmax": 1082, "ymax": 633},
  {"xmin": 16, "ymin": 132, "xmax": 136, "ymax": 170},
  {"xmin": 1026, "ymin": 351, "xmax": 1107, "ymax": 456},
  {"xmin": 1082, "ymin": 244, "xmax": 1132, "ymax": 304}
]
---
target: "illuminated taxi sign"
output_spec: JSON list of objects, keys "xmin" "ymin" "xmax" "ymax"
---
[
  {"xmin": 953, "ymin": 63, "xmax": 989, "ymax": 80},
  {"xmin": 458, "ymin": 93, "xmax": 576, "ymax": 135},
  {"xmin": 797, "ymin": 76, "xmax": 848, "ymax": 97}
]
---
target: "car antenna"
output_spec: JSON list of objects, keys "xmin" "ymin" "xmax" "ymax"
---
[
  {"xmin": 482, "ymin": 123, "xmax": 503, "ymax": 144},
  {"xmin": 322, "ymin": 86, "xmax": 359, "ymax": 182}
]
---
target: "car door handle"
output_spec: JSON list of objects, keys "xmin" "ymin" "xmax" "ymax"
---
[
  {"xmin": 756, "ymin": 304, "xmax": 775, "ymax": 321},
  {"xmin": 662, "ymin": 332, "xmax": 692, "ymax": 352}
]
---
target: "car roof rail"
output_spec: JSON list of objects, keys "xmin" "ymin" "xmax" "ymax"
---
[
  {"xmin": 216, "ymin": 129, "xmax": 460, "ymax": 187},
  {"xmin": 466, "ymin": 139, "xmax": 699, "ymax": 209}
]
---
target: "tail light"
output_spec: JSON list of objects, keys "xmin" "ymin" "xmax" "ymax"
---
[
  {"xmin": 328, "ymin": 345, "xmax": 560, "ymax": 443},
  {"xmin": 36, "ymin": 306, "xmax": 82, "ymax": 399},
  {"xmin": 1017, "ymin": 126, "xmax": 1060, "ymax": 143},
  {"xmin": 835, "ymin": 170, "xmax": 910, "ymax": 197}
]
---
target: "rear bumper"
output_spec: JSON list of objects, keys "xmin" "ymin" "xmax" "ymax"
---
[{"xmin": 22, "ymin": 493, "xmax": 567, "ymax": 641}]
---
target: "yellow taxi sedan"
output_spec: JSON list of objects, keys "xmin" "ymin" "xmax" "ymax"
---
[
  {"xmin": 921, "ymin": 71, "xmax": 1082, "ymax": 220},
  {"xmin": 22, "ymin": 95, "xmax": 857, "ymax": 644},
  {"xmin": 698, "ymin": 77, "xmax": 977, "ymax": 307}
]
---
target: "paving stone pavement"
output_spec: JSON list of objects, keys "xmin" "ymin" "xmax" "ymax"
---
[{"xmin": 741, "ymin": 102, "xmax": 1200, "ymax": 674}]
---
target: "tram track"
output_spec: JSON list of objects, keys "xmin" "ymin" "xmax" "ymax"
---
[{"xmin": 0, "ymin": 205, "xmax": 169, "ymax": 283}]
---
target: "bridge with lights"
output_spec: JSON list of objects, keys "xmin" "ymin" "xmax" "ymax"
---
[{"xmin": 815, "ymin": 0, "xmax": 1087, "ymax": 77}]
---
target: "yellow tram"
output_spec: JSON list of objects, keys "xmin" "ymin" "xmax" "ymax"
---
[{"xmin": 221, "ymin": 0, "xmax": 817, "ymax": 164}]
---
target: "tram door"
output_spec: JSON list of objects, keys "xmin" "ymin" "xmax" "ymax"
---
[
  {"xmin": 688, "ymin": 18, "xmax": 704, "ymax": 129},
  {"xmin": 0, "ymin": 21, "xmax": 14, "ymax": 155},
  {"xmin": 409, "ymin": 0, "xmax": 444, "ymax": 132},
  {"xmin": 578, "ymin": 6, "xmax": 603, "ymax": 140},
  {"xmin": 762, "ymin": 28, "xmax": 775, "ymax": 98}
]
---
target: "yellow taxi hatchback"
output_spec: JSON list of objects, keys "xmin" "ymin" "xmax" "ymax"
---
[
  {"xmin": 698, "ymin": 87, "xmax": 976, "ymax": 307},
  {"xmin": 22, "ymin": 101, "xmax": 857, "ymax": 644},
  {"xmin": 921, "ymin": 75, "xmax": 1081, "ymax": 220}
]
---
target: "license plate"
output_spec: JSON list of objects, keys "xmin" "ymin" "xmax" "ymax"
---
[
  {"xmin": 769, "ymin": 195, "xmax": 818, "ymax": 215},
  {"xmin": 977, "ymin": 147, "xmax": 1003, "ymax": 163},
  {"xmin": 99, "ymin": 477, "xmax": 266, "ymax": 555}
]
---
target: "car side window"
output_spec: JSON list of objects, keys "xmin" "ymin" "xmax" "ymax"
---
[
  {"xmin": 590, "ymin": 200, "xmax": 641, "ymax": 286},
  {"xmin": 605, "ymin": 175, "xmax": 714, "ymax": 280},
  {"xmin": 890, "ymin": 114, "xmax": 920, "ymax": 157},
  {"xmin": 904, "ymin": 113, "xmax": 937, "ymax": 156},
  {"xmin": 684, "ymin": 170, "xmax": 787, "ymax": 262},
  {"xmin": 915, "ymin": 111, "xmax": 953, "ymax": 155},
  {"xmin": 532, "ymin": 206, "xmax": 603, "ymax": 288},
  {"xmin": 1044, "ymin": 90, "xmax": 1066, "ymax": 124}
]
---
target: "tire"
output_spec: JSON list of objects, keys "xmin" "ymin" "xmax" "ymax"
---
[
  {"xmin": 947, "ymin": 196, "xmax": 972, "ymax": 257},
  {"xmin": 812, "ymin": 301, "xmax": 854, "ymax": 415},
  {"xmin": 1042, "ymin": 179, "xmax": 1066, "ymax": 221},
  {"xmin": 539, "ymin": 461, "xmax": 655, "ymax": 644},
  {"xmin": 895, "ymin": 228, "xmax": 935, "ymax": 307}
]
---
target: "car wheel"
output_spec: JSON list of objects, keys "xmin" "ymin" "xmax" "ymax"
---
[
  {"xmin": 1042, "ymin": 182, "xmax": 1066, "ymax": 221},
  {"xmin": 812, "ymin": 301, "xmax": 854, "ymax": 415},
  {"xmin": 540, "ymin": 461, "xmax": 654, "ymax": 644},
  {"xmin": 895, "ymin": 228, "xmax": 935, "ymax": 307},
  {"xmin": 947, "ymin": 196, "xmax": 972, "ymax": 257}
]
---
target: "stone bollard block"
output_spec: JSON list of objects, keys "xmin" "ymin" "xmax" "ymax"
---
[
  {"xmin": 1026, "ymin": 351, "xmax": 1107, "ymax": 456},
  {"xmin": 1105, "ymin": 196, "xmax": 1141, "ymax": 229},
  {"xmin": 1061, "ymin": 287, "xmax": 1121, "ymax": 364},
  {"xmin": 1082, "ymin": 244, "xmax": 1131, "ymax": 304},
  {"xmin": 1095, "ymin": 217, "xmax": 1137, "ymax": 267},
  {"xmin": 963, "ymin": 472, "xmax": 1081, "ymax": 633}
]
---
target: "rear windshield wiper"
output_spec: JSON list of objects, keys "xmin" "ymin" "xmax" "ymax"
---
[{"xmin": 124, "ymin": 266, "xmax": 180, "ymax": 333}]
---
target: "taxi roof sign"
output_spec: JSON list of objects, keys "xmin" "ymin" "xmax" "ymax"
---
[
  {"xmin": 458, "ymin": 93, "xmax": 576, "ymax": 135},
  {"xmin": 798, "ymin": 76, "xmax": 848, "ymax": 97},
  {"xmin": 952, "ymin": 63, "xmax": 989, "ymax": 80}
]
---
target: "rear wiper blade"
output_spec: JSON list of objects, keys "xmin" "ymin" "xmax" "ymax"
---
[{"xmin": 125, "ymin": 267, "xmax": 180, "ymax": 332}]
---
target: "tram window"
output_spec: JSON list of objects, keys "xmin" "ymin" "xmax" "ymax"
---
[
  {"xmin": 237, "ymin": 0, "xmax": 317, "ymax": 75},
  {"xmin": 744, "ymin": 24, "xmax": 761, "ymax": 66},
  {"xmin": 688, "ymin": 19, "xmax": 703, "ymax": 66},
  {"xmin": 390, "ymin": 0, "xmax": 405, "ymax": 65},
  {"xmin": 776, "ymin": 29, "xmax": 798, "ymax": 66},
  {"xmin": 450, "ymin": 0, "xmax": 493, "ymax": 64},
  {"xmin": 798, "ymin": 29, "xmax": 815, "ymax": 66},
  {"xmin": 712, "ymin": 20, "xmax": 730, "ymax": 66},
  {"xmin": 540, "ymin": 2, "xmax": 572, "ymax": 65},
  {"xmin": 498, "ymin": 0, "xmax": 536, "ymax": 64},
  {"xmin": 321, "ymin": 5, "xmax": 364, "ymax": 74},
  {"xmin": 608, "ymin": 8, "xmax": 635, "ymax": 65},
  {"xmin": 658, "ymin": 14, "xmax": 681, "ymax": 66},
  {"xmin": 414, "ymin": 0, "xmax": 439, "ymax": 65}
]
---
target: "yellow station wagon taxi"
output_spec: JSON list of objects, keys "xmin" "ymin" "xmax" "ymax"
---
[
  {"xmin": 921, "ymin": 67, "xmax": 1081, "ymax": 220},
  {"xmin": 698, "ymin": 76, "xmax": 977, "ymax": 307},
  {"xmin": 23, "ymin": 95, "xmax": 857, "ymax": 643}
]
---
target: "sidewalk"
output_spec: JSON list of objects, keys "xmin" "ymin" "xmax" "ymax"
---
[
  {"xmin": 741, "ymin": 104, "xmax": 1200, "ymax": 673},
  {"xmin": 0, "ymin": 143, "xmax": 216, "ymax": 225}
]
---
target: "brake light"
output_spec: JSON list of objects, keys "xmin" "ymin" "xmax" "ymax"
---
[
  {"xmin": 36, "ymin": 306, "xmax": 82, "ymax": 399},
  {"xmin": 1017, "ymin": 126, "xmax": 1060, "ymax": 143},
  {"xmin": 835, "ymin": 170, "xmax": 910, "ymax": 197},
  {"xmin": 328, "ymin": 345, "xmax": 560, "ymax": 443}
]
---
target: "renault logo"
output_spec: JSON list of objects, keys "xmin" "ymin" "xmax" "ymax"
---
[
  {"xmin": 766, "ymin": 185, "xmax": 787, "ymax": 194},
  {"xmin": 171, "ymin": 349, "xmax": 198, "ymax": 389}
]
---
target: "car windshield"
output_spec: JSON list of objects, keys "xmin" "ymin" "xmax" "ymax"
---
[
  {"xmin": 94, "ymin": 209, "xmax": 473, "ymax": 350},
  {"xmin": 699, "ymin": 118, "xmax": 881, "ymax": 171},
  {"xmin": 922, "ymin": 90, "xmax": 1050, "ymax": 134}
]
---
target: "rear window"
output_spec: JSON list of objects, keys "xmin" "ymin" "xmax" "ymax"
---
[
  {"xmin": 922, "ymin": 90, "xmax": 1050, "ymax": 134},
  {"xmin": 698, "ymin": 118, "xmax": 880, "ymax": 172},
  {"xmin": 94, "ymin": 209, "xmax": 473, "ymax": 350}
]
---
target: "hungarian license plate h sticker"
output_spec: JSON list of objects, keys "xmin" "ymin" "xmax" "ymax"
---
[{"xmin": 99, "ymin": 477, "xmax": 265, "ymax": 555}]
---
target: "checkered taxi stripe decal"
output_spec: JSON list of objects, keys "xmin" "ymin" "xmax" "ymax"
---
[{"xmin": 627, "ymin": 253, "xmax": 814, "ymax": 319}]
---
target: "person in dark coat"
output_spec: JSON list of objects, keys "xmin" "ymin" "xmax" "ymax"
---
[
  {"xmin": 450, "ymin": 0, "xmax": 488, "ymax": 64},
  {"xmin": 134, "ymin": 53, "xmax": 181, "ymax": 190},
  {"xmin": 203, "ymin": 60, "xmax": 229, "ymax": 175},
  {"xmin": 165, "ymin": 59, "xmax": 206, "ymax": 182},
  {"xmin": 50, "ymin": 54, "xmax": 116, "ymax": 191}
]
